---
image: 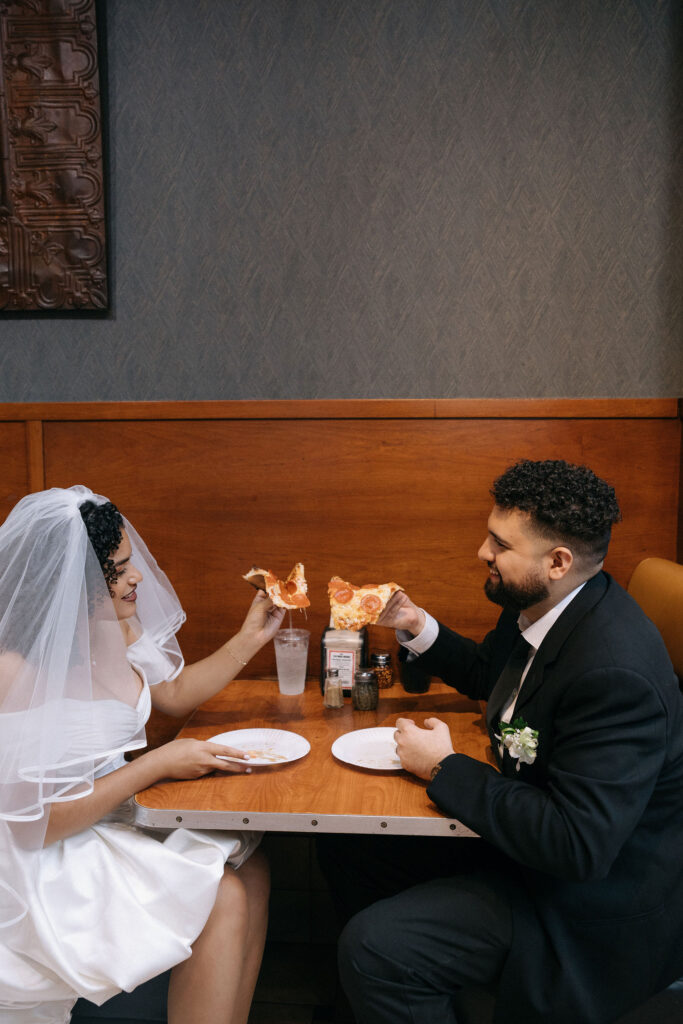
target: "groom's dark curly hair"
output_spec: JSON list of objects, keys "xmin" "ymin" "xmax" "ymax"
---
[
  {"xmin": 491, "ymin": 459, "xmax": 621, "ymax": 563},
  {"xmin": 79, "ymin": 499, "xmax": 124, "ymax": 594}
]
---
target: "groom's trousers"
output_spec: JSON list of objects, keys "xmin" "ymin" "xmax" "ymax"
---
[{"xmin": 317, "ymin": 834, "xmax": 517, "ymax": 1024}]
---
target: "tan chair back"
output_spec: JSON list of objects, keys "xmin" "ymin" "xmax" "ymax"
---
[{"xmin": 627, "ymin": 558, "xmax": 683, "ymax": 681}]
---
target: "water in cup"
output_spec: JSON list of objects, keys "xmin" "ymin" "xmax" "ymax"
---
[{"xmin": 273, "ymin": 628, "xmax": 310, "ymax": 695}]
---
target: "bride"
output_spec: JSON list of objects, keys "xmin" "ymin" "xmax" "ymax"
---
[{"xmin": 0, "ymin": 485, "xmax": 285, "ymax": 1024}]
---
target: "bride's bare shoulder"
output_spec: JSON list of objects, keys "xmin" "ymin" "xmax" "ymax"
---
[{"xmin": 0, "ymin": 649, "xmax": 29, "ymax": 702}]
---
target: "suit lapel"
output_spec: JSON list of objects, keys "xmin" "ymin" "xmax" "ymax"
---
[{"xmin": 512, "ymin": 572, "xmax": 608, "ymax": 714}]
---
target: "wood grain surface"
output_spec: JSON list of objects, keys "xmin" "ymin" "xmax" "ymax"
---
[
  {"xmin": 0, "ymin": 398, "xmax": 678, "ymax": 420},
  {"xmin": 0, "ymin": 399, "xmax": 678, "ymax": 749},
  {"xmin": 0, "ymin": 422, "xmax": 31, "ymax": 523},
  {"xmin": 134, "ymin": 678, "xmax": 493, "ymax": 837},
  {"xmin": 42, "ymin": 414, "xmax": 680, "ymax": 683}
]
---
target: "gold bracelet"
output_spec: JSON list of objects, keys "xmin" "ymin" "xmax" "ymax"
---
[{"xmin": 225, "ymin": 644, "xmax": 248, "ymax": 667}]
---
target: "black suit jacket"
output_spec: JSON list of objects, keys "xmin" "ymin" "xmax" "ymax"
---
[{"xmin": 420, "ymin": 572, "xmax": 683, "ymax": 1023}]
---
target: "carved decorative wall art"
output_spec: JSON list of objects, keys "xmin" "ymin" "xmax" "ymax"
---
[{"xmin": 0, "ymin": 0, "xmax": 107, "ymax": 311}]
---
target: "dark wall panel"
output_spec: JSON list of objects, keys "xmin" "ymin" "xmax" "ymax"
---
[{"xmin": 0, "ymin": 0, "xmax": 681, "ymax": 399}]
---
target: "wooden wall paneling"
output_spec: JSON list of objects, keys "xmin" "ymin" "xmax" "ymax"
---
[
  {"xmin": 0, "ymin": 422, "xmax": 31, "ymax": 523},
  {"xmin": 42, "ymin": 413, "xmax": 680, "ymax": 689},
  {"xmin": 25, "ymin": 420, "xmax": 44, "ymax": 492},
  {"xmin": 432, "ymin": 399, "xmax": 679, "ymax": 419},
  {"xmin": 0, "ymin": 398, "xmax": 677, "ymax": 421}
]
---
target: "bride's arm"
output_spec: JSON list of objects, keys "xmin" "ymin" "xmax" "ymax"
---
[
  {"xmin": 43, "ymin": 736, "xmax": 251, "ymax": 846},
  {"xmin": 149, "ymin": 591, "xmax": 285, "ymax": 718}
]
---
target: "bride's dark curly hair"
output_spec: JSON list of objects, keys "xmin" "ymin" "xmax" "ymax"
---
[
  {"xmin": 79, "ymin": 499, "xmax": 124, "ymax": 594},
  {"xmin": 491, "ymin": 459, "xmax": 621, "ymax": 564}
]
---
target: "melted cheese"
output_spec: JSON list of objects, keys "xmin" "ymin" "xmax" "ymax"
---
[
  {"xmin": 328, "ymin": 576, "xmax": 403, "ymax": 630},
  {"xmin": 243, "ymin": 563, "xmax": 310, "ymax": 610}
]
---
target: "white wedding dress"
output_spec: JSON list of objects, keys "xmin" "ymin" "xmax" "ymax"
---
[{"xmin": 0, "ymin": 634, "xmax": 260, "ymax": 1024}]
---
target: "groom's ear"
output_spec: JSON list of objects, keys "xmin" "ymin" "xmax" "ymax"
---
[{"xmin": 547, "ymin": 546, "xmax": 573, "ymax": 580}]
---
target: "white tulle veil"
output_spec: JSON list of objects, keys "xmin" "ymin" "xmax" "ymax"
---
[{"xmin": 0, "ymin": 486, "xmax": 185, "ymax": 929}]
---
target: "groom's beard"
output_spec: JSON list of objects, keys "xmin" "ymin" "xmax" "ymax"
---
[{"xmin": 484, "ymin": 568, "xmax": 549, "ymax": 613}]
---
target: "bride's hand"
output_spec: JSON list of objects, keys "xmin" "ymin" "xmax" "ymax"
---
[
  {"xmin": 235, "ymin": 590, "xmax": 286, "ymax": 651},
  {"xmin": 151, "ymin": 738, "xmax": 253, "ymax": 780}
]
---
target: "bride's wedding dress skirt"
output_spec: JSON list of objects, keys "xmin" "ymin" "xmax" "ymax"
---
[{"xmin": 0, "ymin": 816, "xmax": 259, "ymax": 1023}]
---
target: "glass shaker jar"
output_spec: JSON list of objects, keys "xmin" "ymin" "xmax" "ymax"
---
[
  {"xmin": 323, "ymin": 666, "xmax": 344, "ymax": 709},
  {"xmin": 351, "ymin": 668, "xmax": 378, "ymax": 711},
  {"xmin": 370, "ymin": 650, "xmax": 393, "ymax": 689}
]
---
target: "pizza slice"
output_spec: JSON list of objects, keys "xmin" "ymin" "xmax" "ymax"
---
[
  {"xmin": 328, "ymin": 576, "xmax": 404, "ymax": 631},
  {"xmin": 243, "ymin": 563, "xmax": 310, "ymax": 610}
]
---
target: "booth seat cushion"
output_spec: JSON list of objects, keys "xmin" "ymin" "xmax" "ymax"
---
[{"xmin": 627, "ymin": 557, "xmax": 683, "ymax": 680}]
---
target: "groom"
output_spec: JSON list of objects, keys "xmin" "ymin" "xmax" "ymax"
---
[{"xmin": 318, "ymin": 458, "xmax": 683, "ymax": 1024}]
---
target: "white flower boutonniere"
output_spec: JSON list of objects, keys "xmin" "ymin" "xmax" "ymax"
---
[{"xmin": 495, "ymin": 717, "xmax": 539, "ymax": 771}]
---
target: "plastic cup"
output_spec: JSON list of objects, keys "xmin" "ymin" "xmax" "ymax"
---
[{"xmin": 273, "ymin": 628, "xmax": 310, "ymax": 695}]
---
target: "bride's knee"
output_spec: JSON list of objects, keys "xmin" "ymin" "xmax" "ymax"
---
[
  {"xmin": 236, "ymin": 848, "xmax": 271, "ymax": 908},
  {"xmin": 215, "ymin": 849, "xmax": 270, "ymax": 919},
  {"xmin": 206, "ymin": 869, "xmax": 249, "ymax": 943}
]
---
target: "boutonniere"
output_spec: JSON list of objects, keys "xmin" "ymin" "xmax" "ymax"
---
[{"xmin": 495, "ymin": 717, "xmax": 539, "ymax": 771}]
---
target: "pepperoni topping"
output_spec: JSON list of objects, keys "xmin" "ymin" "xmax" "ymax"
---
[
  {"xmin": 331, "ymin": 587, "xmax": 354, "ymax": 605},
  {"xmin": 276, "ymin": 582, "xmax": 309, "ymax": 607},
  {"xmin": 360, "ymin": 593, "xmax": 382, "ymax": 614}
]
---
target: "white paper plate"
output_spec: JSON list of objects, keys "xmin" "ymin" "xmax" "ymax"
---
[
  {"xmin": 209, "ymin": 728, "xmax": 310, "ymax": 766},
  {"xmin": 331, "ymin": 727, "xmax": 402, "ymax": 771}
]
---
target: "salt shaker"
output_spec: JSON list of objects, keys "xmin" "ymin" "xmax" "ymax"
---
[{"xmin": 323, "ymin": 667, "xmax": 344, "ymax": 708}]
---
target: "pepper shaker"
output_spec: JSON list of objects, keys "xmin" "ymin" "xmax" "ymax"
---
[{"xmin": 351, "ymin": 668, "xmax": 379, "ymax": 710}]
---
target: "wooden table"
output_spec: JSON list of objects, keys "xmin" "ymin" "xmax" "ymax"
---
[{"xmin": 134, "ymin": 678, "xmax": 495, "ymax": 837}]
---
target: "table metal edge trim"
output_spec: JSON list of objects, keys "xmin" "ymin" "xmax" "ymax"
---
[{"xmin": 134, "ymin": 804, "xmax": 478, "ymax": 837}]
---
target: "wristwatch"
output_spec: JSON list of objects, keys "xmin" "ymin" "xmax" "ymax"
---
[{"xmin": 429, "ymin": 760, "xmax": 443, "ymax": 781}]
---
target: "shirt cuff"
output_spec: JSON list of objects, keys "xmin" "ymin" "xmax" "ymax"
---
[{"xmin": 396, "ymin": 610, "xmax": 439, "ymax": 655}]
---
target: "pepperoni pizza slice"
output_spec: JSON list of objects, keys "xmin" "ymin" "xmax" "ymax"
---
[
  {"xmin": 327, "ymin": 576, "xmax": 404, "ymax": 631},
  {"xmin": 243, "ymin": 563, "xmax": 310, "ymax": 610}
]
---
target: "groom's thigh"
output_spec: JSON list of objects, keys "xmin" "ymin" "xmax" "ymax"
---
[{"xmin": 339, "ymin": 871, "xmax": 512, "ymax": 1002}]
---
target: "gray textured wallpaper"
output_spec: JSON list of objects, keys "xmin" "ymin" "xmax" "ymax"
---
[{"xmin": 0, "ymin": 0, "xmax": 681, "ymax": 400}]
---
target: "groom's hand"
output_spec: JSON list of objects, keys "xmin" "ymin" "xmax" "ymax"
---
[
  {"xmin": 394, "ymin": 717, "xmax": 454, "ymax": 780},
  {"xmin": 376, "ymin": 591, "xmax": 426, "ymax": 636}
]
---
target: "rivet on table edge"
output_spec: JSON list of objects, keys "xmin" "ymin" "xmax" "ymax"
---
[
  {"xmin": 176, "ymin": 816, "xmax": 182, "ymax": 822},
  {"xmin": 243, "ymin": 818, "xmax": 250, "ymax": 824},
  {"xmin": 450, "ymin": 824, "xmax": 456, "ymax": 830},
  {"xmin": 311, "ymin": 819, "xmax": 318, "ymax": 826},
  {"xmin": 380, "ymin": 822, "xmax": 387, "ymax": 828}
]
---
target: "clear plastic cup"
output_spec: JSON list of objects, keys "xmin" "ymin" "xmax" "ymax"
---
[{"xmin": 273, "ymin": 628, "xmax": 310, "ymax": 695}]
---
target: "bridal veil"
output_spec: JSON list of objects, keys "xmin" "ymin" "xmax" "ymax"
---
[{"xmin": 0, "ymin": 485, "xmax": 185, "ymax": 930}]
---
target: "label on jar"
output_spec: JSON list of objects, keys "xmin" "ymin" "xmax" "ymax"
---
[{"xmin": 326, "ymin": 648, "xmax": 359, "ymax": 694}]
